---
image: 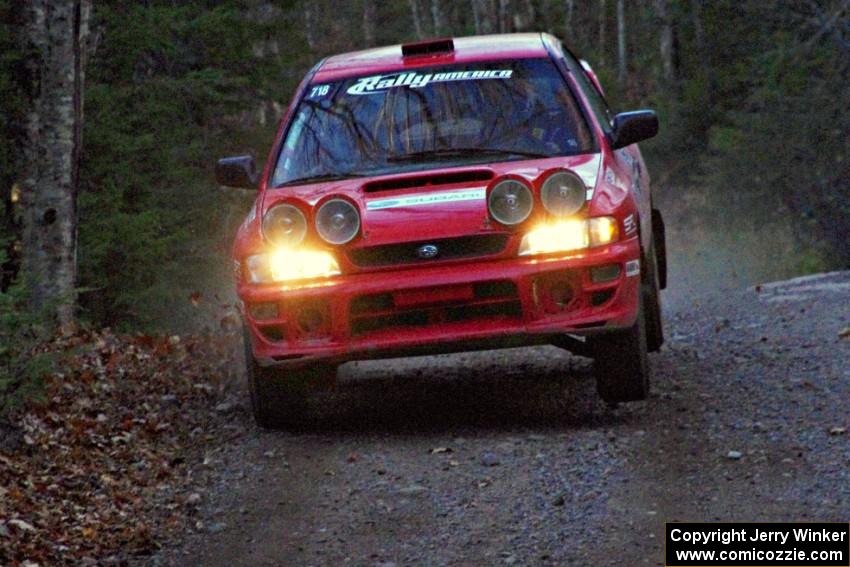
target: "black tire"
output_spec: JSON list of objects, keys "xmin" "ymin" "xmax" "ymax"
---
[
  {"xmin": 243, "ymin": 330, "xmax": 335, "ymax": 430},
  {"xmin": 651, "ymin": 208, "xmax": 667, "ymax": 290},
  {"xmin": 644, "ymin": 241, "xmax": 665, "ymax": 353},
  {"xmin": 592, "ymin": 291, "xmax": 651, "ymax": 404}
]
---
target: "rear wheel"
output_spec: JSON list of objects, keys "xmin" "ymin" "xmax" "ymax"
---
[
  {"xmin": 243, "ymin": 329, "xmax": 335, "ymax": 430},
  {"xmin": 592, "ymin": 282, "xmax": 651, "ymax": 404}
]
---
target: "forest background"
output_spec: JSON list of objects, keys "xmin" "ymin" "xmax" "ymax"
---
[{"xmin": 0, "ymin": 0, "xmax": 847, "ymax": 336}]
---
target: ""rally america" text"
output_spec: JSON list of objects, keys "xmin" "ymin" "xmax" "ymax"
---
[{"xmin": 347, "ymin": 70, "xmax": 513, "ymax": 95}]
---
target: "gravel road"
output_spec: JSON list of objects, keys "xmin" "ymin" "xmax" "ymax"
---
[{"xmin": 157, "ymin": 269, "xmax": 850, "ymax": 566}]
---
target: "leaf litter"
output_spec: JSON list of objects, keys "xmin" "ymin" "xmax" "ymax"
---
[{"xmin": 0, "ymin": 329, "xmax": 244, "ymax": 566}]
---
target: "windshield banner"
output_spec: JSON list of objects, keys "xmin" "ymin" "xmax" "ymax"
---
[{"xmin": 347, "ymin": 70, "xmax": 513, "ymax": 95}]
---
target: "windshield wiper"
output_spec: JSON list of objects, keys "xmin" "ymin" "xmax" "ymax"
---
[
  {"xmin": 386, "ymin": 147, "xmax": 551, "ymax": 162},
  {"xmin": 276, "ymin": 172, "xmax": 364, "ymax": 187}
]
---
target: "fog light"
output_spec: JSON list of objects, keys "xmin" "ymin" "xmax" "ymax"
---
[
  {"xmin": 550, "ymin": 281, "xmax": 574, "ymax": 306},
  {"xmin": 488, "ymin": 179, "xmax": 534, "ymax": 225},
  {"xmin": 590, "ymin": 264, "xmax": 621, "ymax": 283},
  {"xmin": 259, "ymin": 326, "xmax": 285, "ymax": 342},
  {"xmin": 591, "ymin": 290, "xmax": 615, "ymax": 306},
  {"xmin": 249, "ymin": 302, "xmax": 278, "ymax": 320},
  {"xmin": 297, "ymin": 308, "xmax": 325, "ymax": 334}
]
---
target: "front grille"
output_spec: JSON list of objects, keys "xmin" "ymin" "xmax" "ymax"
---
[
  {"xmin": 348, "ymin": 234, "xmax": 509, "ymax": 268},
  {"xmin": 350, "ymin": 280, "xmax": 522, "ymax": 336}
]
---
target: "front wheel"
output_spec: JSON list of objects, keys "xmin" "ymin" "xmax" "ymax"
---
[
  {"xmin": 243, "ymin": 330, "xmax": 336, "ymax": 430},
  {"xmin": 644, "ymin": 242, "xmax": 665, "ymax": 353},
  {"xmin": 591, "ymin": 293, "xmax": 651, "ymax": 404}
]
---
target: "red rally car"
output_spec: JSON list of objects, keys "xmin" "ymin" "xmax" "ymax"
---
[{"xmin": 216, "ymin": 33, "xmax": 667, "ymax": 428}]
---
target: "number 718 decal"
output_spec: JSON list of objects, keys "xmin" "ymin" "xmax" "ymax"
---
[{"xmin": 307, "ymin": 84, "xmax": 331, "ymax": 99}]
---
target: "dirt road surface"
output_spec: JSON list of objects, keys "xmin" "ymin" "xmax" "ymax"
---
[{"xmin": 156, "ymin": 269, "xmax": 850, "ymax": 566}]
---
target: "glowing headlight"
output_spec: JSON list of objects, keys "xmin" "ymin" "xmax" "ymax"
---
[
  {"xmin": 488, "ymin": 179, "xmax": 534, "ymax": 225},
  {"xmin": 518, "ymin": 217, "xmax": 619, "ymax": 256},
  {"xmin": 262, "ymin": 204, "xmax": 307, "ymax": 247},
  {"xmin": 245, "ymin": 249, "xmax": 340, "ymax": 284},
  {"xmin": 540, "ymin": 171, "xmax": 586, "ymax": 216},
  {"xmin": 587, "ymin": 217, "xmax": 619, "ymax": 246},
  {"xmin": 519, "ymin": 219, "xmax": 587, "ymax": 255},
  {"xmin": 316, "ymin": 198, "xmax": 360, "ymax": 244}
]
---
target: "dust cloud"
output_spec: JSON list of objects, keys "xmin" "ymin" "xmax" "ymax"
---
[{"xmin": 660, "ymin": 190, "xmax": 821, "ymax": 313}]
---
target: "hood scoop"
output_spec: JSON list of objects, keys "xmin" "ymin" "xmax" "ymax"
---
[
  {"xmin": 363, "ymin": 169, "xmax": 494, "ymax": 193},
  {"xmin": 358, "ymin": 169, "xmax": 494, "ymax": 246}
]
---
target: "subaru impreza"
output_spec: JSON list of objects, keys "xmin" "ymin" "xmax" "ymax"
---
[{"xmin": 217, "ymin": 33, "xmax": 666, "ymax": 428}]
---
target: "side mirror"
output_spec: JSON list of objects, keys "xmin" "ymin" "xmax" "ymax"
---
[
  {"xmin": 216, "ymin": 155, "xmax": 258, "ymax": 189},
  {"xmin": 610, "ymin": 110, "xmax": 659, "ymax": 149}
]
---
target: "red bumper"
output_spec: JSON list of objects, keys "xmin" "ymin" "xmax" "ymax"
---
[{"xmin": 239, "ymin": 238, "xmax": 641, "ymax": 366}]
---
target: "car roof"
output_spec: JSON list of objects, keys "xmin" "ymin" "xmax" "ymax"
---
[{"xmin": 313, "ymin": 33, "xmax": 551, "ymax": 83}]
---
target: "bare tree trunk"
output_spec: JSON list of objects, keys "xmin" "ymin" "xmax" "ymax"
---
[
  {"xmin": 564, "ymin": 0, "xmax": 575, "ymax": 39},
  {"xmin": 598, "ymin": 0, "xmax": 607, "ymax": 65},
  {"xmin": 445, "ymin": 0, "xmax": 461, "ymax": 34},
  {"xmin": 472, "ymin": 0, "xmax": 482, "ymax": 33},
  {"xmin": 431, "ymin": 0, "xmax": 444, "ymax": 35},
  {"xmin": 474, "ymin": 0, "xmax": 496, "ymax": 33},
  {"xmin": 363, "ymin": 0, "xmax": 377, "ymax": 45},
  {"xmin": 498, "ymin": 0, "xmax": 510, "ymax": 32},
  {"xmin": 517, "ymin": 0, "xmax": 536, "ymax": 30},
  {"xmin": 408, "ymin": 0, "xmax": 424, "ymax": 39},
  {"xmin": 304, "ymin": 5, "xmax": 316, "ymax": 50},
  {"xmin": 656, "ymin": 0, "xmax": 675, "ymax": 82},
  {"xmin": 691, "ymin": 0, "xmax": 703, "ymax": 59},
  {"xmin": 20, "ymin": 0, "xmax": 90, "ymax": 331},
  {"xmin": 617, "ymin": 0, "xmax": 626, "ymax": 83},
  {"xmin": 536, "ymin": 0, "xmax": 555, "ymax": 34}
]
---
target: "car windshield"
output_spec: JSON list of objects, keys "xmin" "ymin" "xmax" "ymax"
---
[{"xmin": 271, "ymin": 58, "xmax": 595, "ymax": 187}]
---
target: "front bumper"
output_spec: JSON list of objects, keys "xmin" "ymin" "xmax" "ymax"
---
[{"xmin": 239, "ymin": 238, "xmax": 641, "ymax": 366}]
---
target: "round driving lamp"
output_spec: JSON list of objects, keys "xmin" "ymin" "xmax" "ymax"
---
[
  {"xmin": 488, "ymin": 179, "xmax": 534, "ymax": 225},
  {"xmin": 262, "ymin": 203, "xmax": 307, "ymax": 247},
  {"xmin": 315, "ymin": 198, "xmax": 361, "ymax": 244},
  {"xmin": 541, "ymin": 171, "xmax": 586, "ymax": 216}
]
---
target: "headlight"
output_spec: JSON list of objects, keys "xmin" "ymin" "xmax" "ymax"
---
[
  {"xmin": 245, "ymin": 249, "xmax": 340, "ymax": 283},
  {"xmin": 262, "ymin": 204, "xmax": 307, "ymax": 247},
  {"xmin": 316, "ymin": 198, "xmax": 360, "ymax": 244},
  {"xmin": 518, "ymin": 216, "xmax": 619, "ymax": 256},
  {"xmin": 587, "ymin": 216, "xmax": 619, "ymax": 246},
  {"xmin": 540, "ymin": 171, "xmax": 586, "ymax": 216},
  {"xmin": 488, "ymin": 179, "xmax": 534, "ymax": 225}
]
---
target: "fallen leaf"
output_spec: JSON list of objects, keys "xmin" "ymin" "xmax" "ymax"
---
[{"xmin": 8, "ymin": 519, "xmax": 36, "ymax": 532}]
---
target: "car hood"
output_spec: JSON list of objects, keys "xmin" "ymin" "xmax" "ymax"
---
[{"xmin": 262, "ymin": 154, "xmax": 602, "ymax": 247}]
